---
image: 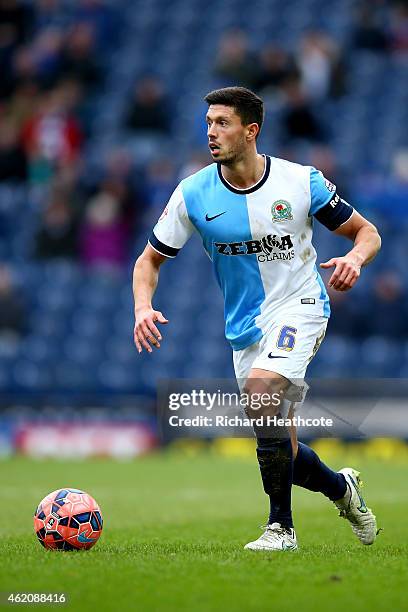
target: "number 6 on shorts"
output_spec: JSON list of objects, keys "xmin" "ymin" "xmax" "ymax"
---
[{"xmin": 277, "ymin": 325, "xmax": 297, "ymax": 351}]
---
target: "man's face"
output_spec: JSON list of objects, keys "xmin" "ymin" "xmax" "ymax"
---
[{"xmin": 206, "ymin": 105, "xmax": 249, "ymax": 164}]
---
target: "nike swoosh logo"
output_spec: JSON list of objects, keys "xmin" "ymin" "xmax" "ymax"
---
[
  {"xmin": 268, "ymin": 354, "xmax": 289, "ymax": 359},
  {"xmin": 205, "ymin": 212, "xmax": 226, "ymax": 221},
  {"xmin": 349, "ymin": 475, "xmax": 368, "ymax": 513},
  {"xmin": 78, "ymin": 530, "xmax": 97, "ymax": 543}
]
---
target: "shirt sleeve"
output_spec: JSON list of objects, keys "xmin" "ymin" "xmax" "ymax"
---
[
  {"xmin": 148, "ymin": 184, "xmax": 194, "ymax": 257},
  {"xmin": 309, "ymin": 166, "xmax": 354, "ymax": 231}
]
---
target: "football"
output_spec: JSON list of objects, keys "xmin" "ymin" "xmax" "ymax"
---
[{"xmin": 34, "ymin": 488, "xmax": 103, "ymax": 551}]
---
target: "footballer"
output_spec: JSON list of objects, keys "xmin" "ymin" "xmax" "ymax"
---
[{"xmin": 132, "ymin": 87, "xmax": 381, "ymax": 551}]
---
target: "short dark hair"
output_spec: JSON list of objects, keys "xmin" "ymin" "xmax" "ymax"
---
[{"xmin": 204, "ymin": 86, "xmax": 264, "ymax": 136}]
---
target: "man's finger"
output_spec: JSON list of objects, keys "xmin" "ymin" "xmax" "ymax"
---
[
  {"xmin": 333, "ymin": 265, "xmax": 351, "ymax": 286},
  {"xmin": 320, "ymin": 258, "xmax": 337, "ymax": 269},
  {"xmin": 154, "ymin": 311, "xmax": 169, "ymax": 324},
  {"xmin": 332, "ymin": 280, "xmax": 348, "ymax": 291},
  {"xmin": 328, "ymin": 267, "xmax": 342, "ymax": 286},
  {"xmin": 341, "ymin": 272, "xmax": 358, "ymax": 291},
  {"xmin": 330, "ymin": 275, "xmax": 347, "ymax": 289},
  {"xmin": 146, "ymin": 318, "xmax": 162, "ymax": 342},
  {"xmin": 332, "ymin": 270, "xmax": 356, "ymax": 291},
  {"xmin": 141, "ymin": 323, "xmax": 159, "ymax": 347},
  {"xmin": 137, "ymin": 329, "xmax": 153, "ymax": 353},
  {"xmin": 134, "ymin": 330, "xmax": 142, "ymax": 353}
]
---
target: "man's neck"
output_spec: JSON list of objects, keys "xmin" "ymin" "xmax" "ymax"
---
[{"xmin": 220, "ymin": 152, "xmax": 265, "ymax": 190}]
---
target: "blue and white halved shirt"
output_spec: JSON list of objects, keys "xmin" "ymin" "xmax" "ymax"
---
[{"xmin": 149, "ymin": 155, "xmax": 353, "ymax": 350}]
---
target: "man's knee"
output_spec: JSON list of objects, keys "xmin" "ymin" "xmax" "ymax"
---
[{"xmin": 242, "ymin": 373, "xmax": 288, "ymax": 419}]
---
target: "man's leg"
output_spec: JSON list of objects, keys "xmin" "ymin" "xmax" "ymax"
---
[
  {"xmin": 289, "ymin": 410, "xmax": 377, "ymax": 545},
  {"xmin": 293, "ymin": 442, "xmax": 347, "ymax": 501},
  {"xmin": 287, "ymin": 404, "xmax": 347, "ymax": 501},
  {"xmin": 256, "ymin": 436, "xmax": 294, "ymax": 527},
  {"xmin": 243, "ymin": 370, "xmax": 298, "ymax": 551}
]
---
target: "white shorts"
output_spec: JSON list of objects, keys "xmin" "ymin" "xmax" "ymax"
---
[{"xmin": 233, "ymin": 313, "xmax": 328, "ymax": 385}]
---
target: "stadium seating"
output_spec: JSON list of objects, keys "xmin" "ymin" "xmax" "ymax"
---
[{"xmin": 0, "ymin": 0, "xmax": 407, "ymax": 398}]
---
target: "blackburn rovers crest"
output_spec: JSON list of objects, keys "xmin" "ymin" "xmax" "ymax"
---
[{"xmin": 271, "ymin": 200, "xmax": 293, "ymax": 222}]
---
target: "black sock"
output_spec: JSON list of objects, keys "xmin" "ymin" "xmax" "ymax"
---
[
  {"xmin": 293, "ymin": 442, "xmax": 347, "ymax": 501},
  {"xmin": 256, "ymin": 437, "xmax": 294, "ymax": 529}
]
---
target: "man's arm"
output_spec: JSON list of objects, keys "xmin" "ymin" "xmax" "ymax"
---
[
  {"xmin": 320, "ymin": 210, "xmax": 381, "ymax": 291},
  {"xmin": 133, "ymin": 244, "xmax": 169, "ymax": 353}
]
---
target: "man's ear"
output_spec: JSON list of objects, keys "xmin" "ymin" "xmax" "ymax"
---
[{"xmin": 246, "ymin": 122, "xmax": 259, "ymax": 142}]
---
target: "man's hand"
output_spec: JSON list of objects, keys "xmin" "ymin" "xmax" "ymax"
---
[
  {"xmin": 320, "ymin": 211, "xmax": 381, "ymax": 291},
  {"xmin": 134, "ymin": 307, "xmax": 168, "ymax": 353},
  {"xmin": 320, "ymin": 255, "xmax": 362, "ymax": 291}
]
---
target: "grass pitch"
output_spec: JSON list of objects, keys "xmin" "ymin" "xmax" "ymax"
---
[{"xmin": 0, "ymin": 450, "xmax": 406, "ymax": 611}]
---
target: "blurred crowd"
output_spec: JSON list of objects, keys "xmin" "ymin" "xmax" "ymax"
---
[{"xmin": 0, "ymin": 0, "xmax": 407, "ymax": 349}]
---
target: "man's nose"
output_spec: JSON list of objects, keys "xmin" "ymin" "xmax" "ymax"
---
[{"xmin": 208, "ymin": 124, "xmax": 217, "ymax": 138}]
